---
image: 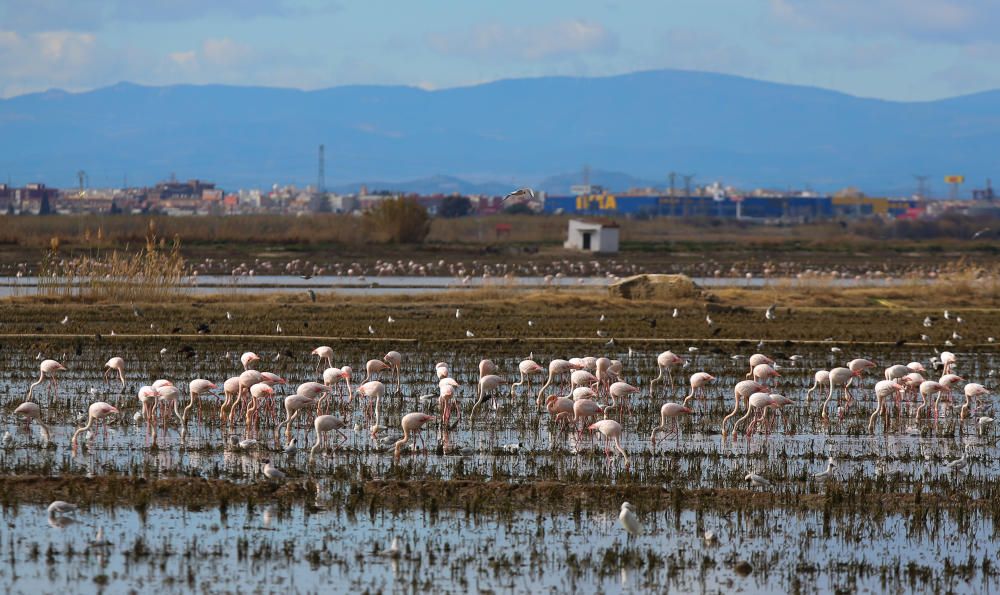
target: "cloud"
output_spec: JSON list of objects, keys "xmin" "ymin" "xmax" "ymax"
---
[
  {"xmin": 0, "ymin": 0, "xmax": 339, "ymax": 32},
  {"xmin": 770, "ymin": 0, "xmax": 1000, "ymax": 43},
  {"xmin": 0, "ymin": 30, "xmax": 107, "ymax": 95},
  {"xmin": 426, "ymin": 19, "xmax": 617, "ymax": 61},
  {"xmin": 657, "ymin": 29, "xmax": 760, "ymax": 74}
]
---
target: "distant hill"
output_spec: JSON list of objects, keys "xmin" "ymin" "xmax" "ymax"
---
[{"xmin": 2, "ymin": 70, "xmax": 999, "ymax": 195}]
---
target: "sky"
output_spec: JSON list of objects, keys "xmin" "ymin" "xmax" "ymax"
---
[{"xmin": 2, "ymin": 0, "xmax": 1000, "ymax": 100}]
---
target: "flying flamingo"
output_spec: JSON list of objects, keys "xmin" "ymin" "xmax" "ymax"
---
[
  {"xmin": 71, "ymin": 402, "xmax": 119, "ymax": 445},
  {"xmin": 650, "ymin": 351, "xmax": 685, "ymax": 396},
  {"xmin": 510, "ymin": 359, "xmax": 544, "ymax": 397},
  {"xmin": 650, "ymin": 403, "xmax": 693, "ymax": 445},
  {"xmin": 682, "ymin": 372, "xmax": 715, "ymax": 407},
  {"xmin": 805, "ymin": 370, "xmax": 830, "ymax": 403},
  {"xmin": 393, "ymin": 412, "xmax": 435, "ymax": 456},
  {"xmin": 27, "ymin": 359, "xmax": 66, "ymax": 402},
  {"xmin": 103, "ymin": 357, "xmax": 126, "ymax": 391},
  {"xmin": 588, "ymin": 419, "xmax": 629, "ymax": 467},
  {"xmin": 310, "ymin": 414, "xmax": 347, "ymax": 456},
  {"xmin": 311, "ymin": 346, "xmax": 334, "ymax": 373},
  {"xmin": 14, "ymin": 402, "xmax": 50, "ymax": 440}
]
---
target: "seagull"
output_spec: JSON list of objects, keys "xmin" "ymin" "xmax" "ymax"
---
[
  {"xmin": 952, "ymin": 331, "xmax": 962, "ymax": 340},
  {"xmin": 599, "ymin": 314, "xmax": 606, "ymax": 322},
  {"xmin": 618, "ymin": 502, "xmax": 644, "ymax": 538},
  {"xmin": 745, "ymin": 472, "xmax": 772, "ymax": 489},
  {"xmin": 921, "ymin": 334, "xmax": 931, "ymax": 342},
  {"xmin": 500, "ymin": 442, "xmax": 524, "ymax": 454},
  {"xmin": 466, "ymin": 330, "xmax": 475, "ymax": 337},
  {"xmin": 812, "ymin": 458, "xmax": 837, "ymax": 478},
  {"xmin": 89, "ymin": 526, "xmax": 112, "ymax": 548},
  {"xmin": 923, "ymin": 317, "xmax": 933, "ymax": 328},
  {"xmin": 672, "ymin": 308, "xmax": 679, "ymax": 318},
  {"xmin": 528, "ymin": 320, "xmax": 534, "ymax": 327},
  {"xmin": 703, "ymin": 530, "xmax": 719, "ymax": 545},
  {"xmin": 705, "ymin": 314, "xmax": 713, "ymax": 326},
  {"xmin": 368, "ymin": 325, "xmax": 376, "ymax": 334},
  {"xmin": 956, "ymin": 316, "xmax": 964, "ymax": 324},
  {"xmin": 764, "ymin": 304, "xmax": 776, "ymax": 321},
  {"xmin": 972, "ymin": 227, "xmax": 991, "ymax": 239},
  {"xmin": 502, "ymin": 187, "xmax": 535, "ymax": 202},
  {"xmin": 387, "ymin": 316, "xmax": 395, "ymax": 323},
  {"xmin": 944, "ymin": 448, "xmax": 969, "ymax": 472},
  {"xmin": 60, "ymin": 316, "xmax": 69, "ymax": 325},
  {"xmin": 381, "ymin": 537, "xmax": 402, "ymax": 559},
  {"xmin": 977, "ymin": 416, "xmax": 995, "ymax": 435},
  {"xmin": 830, "ymin": 346, "xmax": 842, "ymax": 353},
  {"xmin": 238, "ymin": 439, "xmax": 259, "ymax": 450},
  {"xmin": 944, "ymin": 310, "xmax": 951, "ymax": 320},
  {"xmin": 284, "ymin": 438, "xmax": 298, "ymax": 456},
  {"xmin": 262, "ymin": 459, "xmax": 286, "ymax": 480},
  {"xmin": 47, "ymin": 501, "xmax": 77, "ymax": 517},
  {"xmin": 160, "ymin": 347, "xmax": 168, "ymax": 355},
  {"xmin": 276, "ymin": 323, "xmax": 283, "ymax": 334},
  {"xmin": 596, "ymin": 330, "xmax": 607, "ymax": 337},
  {"xmin": 455, "ymin": 308, "xmax": 462, "ymax": 319},
  {"xmin": 226, "ymin": 311, "xmax": 233, "ymax": 320}
]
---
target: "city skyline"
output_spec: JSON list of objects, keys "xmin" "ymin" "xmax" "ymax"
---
[{"xmin": 2, "ymin": 0, "xmax": 1000, "ymax": 101}]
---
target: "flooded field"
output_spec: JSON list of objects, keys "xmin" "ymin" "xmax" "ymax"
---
[{"xmin": 1, "ymin": 335, "xmax": 998, "ymax": 592}]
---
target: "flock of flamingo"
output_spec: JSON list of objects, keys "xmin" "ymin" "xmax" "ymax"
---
[{"xmin": 8, "ymin": 343, "xmax": 992, "ymax": 479}]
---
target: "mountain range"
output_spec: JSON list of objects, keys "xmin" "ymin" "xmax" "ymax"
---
[{"xmin": 1, "ymin": 69, "xmax": 998, "ymax": 196}]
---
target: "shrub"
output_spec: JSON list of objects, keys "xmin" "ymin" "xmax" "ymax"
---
[{"xmin": 362, "ymin": 198, "xmax": 430, "ymax": 243}]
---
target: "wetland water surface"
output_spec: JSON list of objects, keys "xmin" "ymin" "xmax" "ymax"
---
[{"xmin": 1, "ymin": 338, "xmax": 998, "ymax": 593}]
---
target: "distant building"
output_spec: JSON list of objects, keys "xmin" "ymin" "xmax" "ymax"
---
[{"xmin": 565, "ymin": 219, "xmax": 619, "ymax": 254}]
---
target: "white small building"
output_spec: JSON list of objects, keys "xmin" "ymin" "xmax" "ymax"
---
[{"xmin": 565, "ymin": 219, "xmax": 619, "ymax": 254}]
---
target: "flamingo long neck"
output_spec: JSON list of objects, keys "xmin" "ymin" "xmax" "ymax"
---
[
  {"xmin": 393, "ymin": 427, "xmax": 411, "ymax": 453},
  {"xmin": 71, "ymin": 414, "xmax": 96, "ymax": 443}
]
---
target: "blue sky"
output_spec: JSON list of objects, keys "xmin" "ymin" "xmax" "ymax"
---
[{"xmin": 2, "ymin": 0, "xmax": 1000, "ymax": 100}]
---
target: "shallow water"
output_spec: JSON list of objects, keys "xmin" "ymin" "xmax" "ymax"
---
[{"xmin": 1, "ymin": 339, "xmax": 998, "ymax": 591}]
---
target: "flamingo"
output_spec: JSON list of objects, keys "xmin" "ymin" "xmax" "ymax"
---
[
  {"xmin": 940, "ymin": 351, "xmax": 957, "ymax": 375},
  {"xmin": 915, "ymin": 380, "xmax": 947, "ymax": 421},
  {"xmin": 805, "ymin": 370, "xmax": 830, "ymax": 403},
  {"xmin": 556, "ymin": 399, "xmax": 604, "ymax": 441},
  {"xmin": 240, "ymin": 352, "xmax": 260, "ymax": 370},
  {"xmin": 570, "ymin": 369, "xmax": 598, "ymax": 391},
  {"xmin": 245, "ymin": 383, "xmax": 275, "ymax": 429},
  {"xmin": 682, "ymin": 372, "xmax": 715, "ymax": 407},
  {"xmin": 868, "ymin": 379, "xmax": 905, "ymax": 432},
  {"xmin": 219, "ymin": 376, "xmax": 240, "ymax": 422},
  {"xmin": 14, "ymin": 402, "xmax": 50, "ymax": 439},
  {"xmin": 311, "ymin": 346, "xmax": 334, "ymax": 373},
  {"xmin": 884, "ymin": 364, "xmax": 909, "ymax": 383},
  {"xmin": 278, "ymin": 392, "xmax": 318, "ymax": 440},
  {"xmin": 393, "ymin": 412, "xmax": 435, "ymax": 456},
  {"xmin": 356, "ymin": 380, "xmax": 385, "ymax": 422},
  {"xmin": 822, "ymin": 367, "xmax": 859, "ymax": 418},
  {"xmin": 588, "ymin": 419, "xmax": 629, "ymax": 467},
  {"xmin": 71, "ymin": 402, "xmax": 119, "ymax": 445},
  {"xmin": 751, "ymin": 363, "xmax": 780, "ymax": 385},
  {"xmin": 436, "ymin": 378, "xmax": 461, "ymax": 433},
  {"xmin": 536, "ymin": 359, "xmax": 582, "ymax": 406},
  {"xmin": 323, "ymin": 366, "xmax": 353, "ymax": 404},
  {"xmin": 26, "ymin": 359, "xmax": 66, "ymax": 402},
  {"xmin": 744, "ymin": 354, "xmax": 774, "ymax": 379},
  {"xmin": 650, "ymin": 350, "xmax": 685, "ymax": 395},
  {"xmin": 732, "ymin": 392, "xmax": 774, "ymax": 437},
  {"xmin": 721, "ymin": 380, "xmax": 768, "ymax": 437},
  {"xmin": 471, "ymin": 374, "xmax": 504, "ymax": 421},
  {"xmin": 961, "ymin": 383, "xmax": 989, "ymax": 420},
  {"xmin": 362, "ymin": 358, "xmax": 390, "ymax": 384},
  {"xmin": 650, "ymin": 403, "xmax": 693, "ymax": 445},
  {"xmin": 103, "ymin": 357, "xmax": 126, "ymax": 391},
  {"xmin": 510, "ymin": 359, "xmax": 544, "ymax": 397},
  {"xmin": 179, "ymin": 379, "xmax": 216, "ymax": 428},
  {"xmin": 311, "ymin": 415, "xmax": 347, "ymax": 455},
  {"xmin": 383, "ymin": 351, "xmax": 403, "ymax": 393},
  {"xmin": 608, "ymin": 381, "xmax": 640, "ymax": 413}
]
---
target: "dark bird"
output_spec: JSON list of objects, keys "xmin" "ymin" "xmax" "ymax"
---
[
  {"xmin": 308, "ymin": 289, "xmax": 317, "ymax": 303},
  {"xmin": 301, "ymin": 274, "xmax": 314, "ymax": 280}
]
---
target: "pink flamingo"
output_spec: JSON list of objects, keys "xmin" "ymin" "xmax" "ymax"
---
[
  {"xmin": 650, "ymin": 350, "xmax": 685, "ymax": 395},
  {"xmin": 103, "ymin": 357, "xmax": 126, "ymax": 391},
  {"xmin": 934, "ymin": 374, "xmax": 965, "ymax": 416},
  {"xmin": 311, "ymin": 346, "xmax": 334, "ymax": 373},
  {"xmin": 311, "ymin": 414, "xmax": 347, "ymax": 455},
  {"xmin": 570, "ymin": 370, "xmax": 598, "ymax": 391},
  {"xmin": 751, "ymin": 363, "xmax": 780, "ymax": 385},
  {"xmin": 961, "ymin": 383, "xmax": 989, "ymax": 420},
  {"xmin": 869, "ymin": 379, "xmax": 905, "ymax": 432},
  {"xmin": 471, "ymin": 374, "xmax": 505, "ymax": 421},
  {"xmin": 822, "ymin": 367, "xmax": 860, "ymax": 418},
  {"xmin": 915, "ymin": 380, "xmax": 946, "ymax": 421},
  {"xmin": 393, "ymin": 412, "xmax": 435, "ymax": 456},
  {"xmin": 245, "ymin": 382, "xmax": 274, "ymax": 430},
  {"xmin": 744, "ymin": 354, "xmax": 774, "ymax": 379},
  {"xmin": 510, "ymin": 359, "xmax": 544, "ymax": 397},
  {"xmin": 721, "ymin": 380, "xmax": 768, "ymax": 437},
  {"xmin": 588, "ymin": 419, "xmax": 629, "ymax": 467},
  {"xmin": 362, "ymin": 358, "xmax": 390, "ymax": 384},
  {"xmin": 805, "ymin": 370, "xmax": 830, "ymax": 403},
  {"xmin": 14, "ymin": 402, "xmax": 50, "ymax": 439},
  {"xmin": 536, "ymin": 359, "xmax": 583, "ymax": 407},
  {"xmin": 682, "ymin": 372, "xmax": 715, "ymax": 407},
  {"xmin": 278, "ymin": 391, "xmax": 318, "ymax": 440},
  {"xmin": 556, "ymin": 398, "xmax": 604, "ymax": 442},
  {"xmin": 27, "ymin": 359, "xmax": 66, "ymax": 402},
  {"xmin": 437, "ymin": 378, "xmax": 461, "ymax": 432},
  {"xmin": 608, "ymin": 381, "xmax": 640, "ymax": 413},
  {"xmin": 240, "ymin": 352, "xmax": 260, "ymax": 370},
  {"xmin": 650, "ymin": 403, "xmax": 693, "ymax": 445},
  {"xmin": 940, "ymin": 351, "xmax": 957, "ymax": 375},
  {"xmin": 180, "ymin": 379, "xmax": 216, "ymax": 428},
  {"xmin": 383, "ymin": 351, "xmax": 403, "ymax": 393},
  {"xmin": 72, "ymin": 402, "xmax": 119, "ymax": 445},
  {"xmin": 219, "ymin": 376, "xmax": 240, "ymax": 422}
]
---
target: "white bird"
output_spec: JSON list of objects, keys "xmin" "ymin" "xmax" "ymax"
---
[
  {"xmin": 238, "ymin": 438, "xmax": 259, "ymax": 450},
  {"xmin": 921, "ymin": 334, "xmax": 931, "ymax": 342},
  {"xmin": 978, "ymin": 416, "xmax": 995, "ymax": 435},
  {"xmin": 972, "ymin": 227, "xmax": 991, "ymax": 239},
  {"xmin": 159, "ymin": 347, "xmax": 168, "ymax": 355},
  {"xmin": 466, "ymin": 330, "xmax": 475, "ymax": 337},
  {"xmin": 923, "ymin": 317, "xmax": 933, "ymax": 327},
  {"xmin": 944, "ymin": 448, "xmax": 969, "ymax": 472},
  {"xmin": 387, "ymin": 316, "xmax": 395, "ymax": 323},
  {"xmin": 262, "ymin": 459, "xmax": 286, "ymax": 480},
  {"xmin": 528, "ymin": 320, "xmax": 534, "ymax": 327},
  {"xmin": 381, "ymin": 537, "xmax": 402, "ymax": 558},
  {"xmin": 276, "ymin": 323, "xmax": 283, "ymax": 333},
  {"xmin": 502, "ymin": 187, "xmax": 535, "ymax": 202},
  {"xmin": 60, "ymin": 316, "xmax": 69, "ymax": 325},
  {"xmin": 705, "ymin": 315, "xmax": 713, "ymax": 326},
  {"xmin": 764, "ymin": 304, "xmax": 776, "ymax": 321},
  {"xmin": 500, "ymin": 442, "xmax": 523, "ymax": 454},
  {"xmin": 944, "ymin": 310, "xmax": 951, "ymax": 320},
  {"xmin": 596, "ymin": 330, "xmax": 606, "ymax": 337},
  {"xmin": 812, "ymin": 458, "xmax": 836, "ymax": 479},
  {"xmin": 368, "ymin": 325, "xmax": 376, "ymax": 334},
  {"xmin": 226, "ymin": 311, "xmax": 233, "ymax": 320},
  {"xmin": 47, "ymin": 501, "xmax": 77, "ymax": 517},
  {"xmin": 672, "ymin": 308, "xmax": 679, "ymax": 318},
  {"xmin": 618, "ymin": 502, "xmax": 644, "ymax": 537},
  {"xmin": 703, "ymin": 530, "xmax": 719, "ymax": 545},
  {"xmin": 455, "ymin": 308, "xmax": 461, "ymax": 318},
  {"xmin": 284, "ymin": 438, "xmax": 298, "ymax": 455},
  {"xmin": 830, "ymin": 347, "xmax": 842, "ymax": 353},
  {"xmin": 745, "ymin": 472, "xmax": 772, "ymax": 489}
]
